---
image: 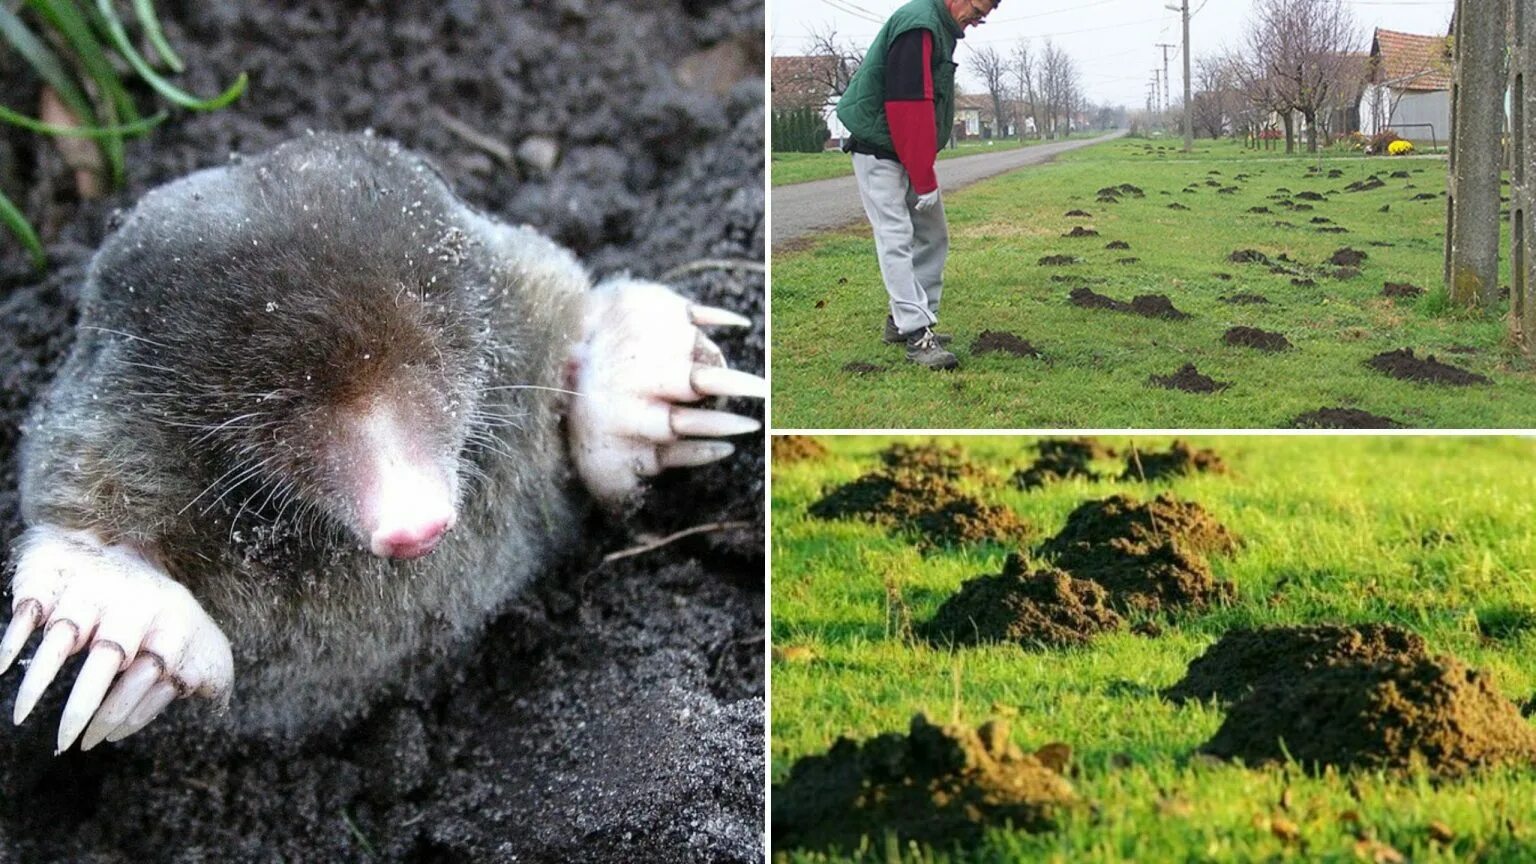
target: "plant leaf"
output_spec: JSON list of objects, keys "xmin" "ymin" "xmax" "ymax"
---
[
  {"xmin": 133, "ymin": 0, "xmax": 184, "ymax": 73},
  {"xmin": 0, "ymin": 189, "xmax": 47, "ymax": 271},
  {"xmin": 94, "ymin": 0, "xmax": 246, "ymax": 111},
  {"xmin": 0, "ymin": 103, "xmax": 166, "ymax": 138}
]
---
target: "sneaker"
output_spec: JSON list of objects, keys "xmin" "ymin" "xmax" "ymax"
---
[
  {"xmin": 905, "ymin": 327, "xmax": 959, "ymax": 370},
  {"xmin": 884, "ymin": 315, "xmax": 952, "ymax": 345}
]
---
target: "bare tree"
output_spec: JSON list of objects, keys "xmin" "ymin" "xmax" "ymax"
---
[
  {"xmin": 1191, "ymin": 56, "xmax": 1236, "ymax": 138},
  {"xmin": 1011, "ymin": 40, "xmax": 1041, "ymax": 139},
  {"xmin": 804, "ymin": 25, "xmax": 862, "ymax": 104},
  {"xmin": 1039, "ymin": 40, "xmax": 1076, "ymax": 139},
  {"xmin": 969, "ymin": 44, "xmax": 1012, "ymax": 138},
  {"xmin": 1244, "ymin": 0, "xmax": 1362, "ymax": 152}
]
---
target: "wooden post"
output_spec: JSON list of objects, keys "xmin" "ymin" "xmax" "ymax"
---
[
  {"xmin": 1513, "ymin": 0, "xmax": 1536, "ymax": 346},
  {"xmin": 1446, "ymin": 0, "xmax": 1509, "ymax": 309}
]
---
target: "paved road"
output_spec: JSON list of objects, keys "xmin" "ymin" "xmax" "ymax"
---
[{"xmin": 772, "ymin": 130, "xmax": 1127, "ymax": 248}]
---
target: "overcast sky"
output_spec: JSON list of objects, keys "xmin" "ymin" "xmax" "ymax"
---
[{"xmin": 770, "ymin": 0, "xmax": 1458, "ymax": 110}]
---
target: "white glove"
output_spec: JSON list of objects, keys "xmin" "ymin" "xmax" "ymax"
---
[{"xmin": 914, "ymin": 189, "xmax": 941, "ymax": 213}]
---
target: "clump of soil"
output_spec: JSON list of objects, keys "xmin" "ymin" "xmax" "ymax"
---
[
  {"xmin": 1200, "ymin": 655, "xmax": 1536, "ymax": 775},
  {"xmin": 1096, "ymin": 186, "xmax": 1122, "ymax": 198},
  {"xmin": 1296, "ymin": 191, "xmax": 1327, "ymax": 201},
  {"xmin": 1037, "ymin": 494, "xmax": 1238, "ymax": 613},
  {"xmin": 1289, "ymin": 407, "xmax": 1404, "ymax": 429},
  {"xmin": 1167, "ymin": 202, "xmax": 1190, "ymax": 211},
  {"xmin": 1328, "ymin": 248, "xmax": 1368, "ymax": 267},
  {"xmin": 1070, "ymin": 287, "xmax": 1189, "ymax": 320},
  {"xmin": 1064, "ymin": 209, "xmax": 1092, "ymax": 217},
  {"xmin": 1291, "ymin": 277, "xmax": 1316, "ymax": 287},
  {"xmin": 1228, "ymin": 249, "xmax": 1270, "ymax": 264},
  {"xmin": 1412, "ymin": 192, "xmax": 1441, "ymax": 201},
  {"xmin": 842, "ymin": 361, "xmax": 885, "ymax": 375},
  {"xmin": 1062, "ymin": 226, "xmax": 1099, "ymax": 238},
  {"xmin": 1164, "ymin": 624, "xmax": 1430, "ymax": 705},
  {"xmin": 1317, "ymin": 226, "xmax": 1349, "ymax": 234},
  {"xmin": 773, "ymin": 436, "xmax": 827, "ymax": 465},
  {"xmin": 771, "ymin": 714, "xmax": 1078, "ymax": 852},
  {"xmin": 809, "ymin": 471, "xmax": 1031, "ymax": 548},
  {"xmin": 1246, "ymin": 206, "xmax": 1271, "ymax": 214},
  {"xmin": 1105, "ymin": 240, "xmax": 1131, "ymax": 250},
  {"xmin": 1013, "ymin": 438, "xmax": 1116, "ymax": 489},
  {"xmin": 879, "ymin": 441, "xmax": 987, "ymax": 480},
  {"xmin": 1117, "ymin": 257, "xmax": 1141, "ymax": 265},
  {"xmin": 1219, "ymin": 293, "xmax": 1270, "ymax": 305},
  {"xmin": 1148, "ymin": 364, "xmax": 1230, "ymax": 394},
  {"xmin": 972, "ymin": 330, "xmax": 1043, "ymax": 358},
  {"xmin": 1039, "ymin": 255, "xmax": 1081, "ymax": 266},
  {"xmin": 923, "ymin": 555, "xmax": 1124, "ymax": 648},
  {"xmin": 1346, "ymin": 177, "xmax": 1386, "ymax": 192},
  {"xmin": 1367, "ymin": 349, "xmax": 1491, "ymax": 386},
  {"xmin": 1382, "ymin": 281, "xmax": 1423, "ymax": 299},
  {"xmin": 1122, "ymin": 440, "xmax": 1228, "ymax": 482},
  {"xmin": 1118, "ymin": 184, "xmax": 1145, "ymax": 197},
  {"xmin": 1223, "ymin": 326, "xmax": 1292, "ymax": 352}
]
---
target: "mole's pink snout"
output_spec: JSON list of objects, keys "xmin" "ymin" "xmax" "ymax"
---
[
  {"xmin": 370, "ymin": 511, "xmax": 453, "ymax": 559},
  {"xmin": 353, "ymin": 408, "xmax": 458, "ymax": 560}
]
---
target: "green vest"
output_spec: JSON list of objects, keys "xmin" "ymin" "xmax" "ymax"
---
[{"xmin": 836, "ymin": 0, "xmax": 962, "ymax": 154}]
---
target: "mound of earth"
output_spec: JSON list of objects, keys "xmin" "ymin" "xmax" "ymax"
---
[
  {"xmin": 1412, "ymin": 192, "xmax": 1441, "ymax": 201},
  {"xmin": 1367, "ymin": 349, "xmax": 1491, "ymax": 386},
  {"xmin": 1382, "ymin": 282, "xmax": 1424, "ymax": 299},
  {"xmin": 1123, "ymin": 440, "xmax": 1227, "ymax": 482},
  {"xmin": 1223, "ymin": 326, "xmax": 1292, "ymax": 352},
  {"xmin": 922, "ymin": 555, "xmax": 1124, "ymax": 648},
  {"xmin": 1318, "ymin": 226, "xmax": 1349, "ymax": 234},
  {"xmin": 1096, "ymin": 187, "xmax": 1122, "ymax": 198},
  {"xmin": 1039, "ymin": 255, "xmax": 1081, "ymax": 266},
  {"xmin": 879, "ymin": 441, "xmax": 988, "ymax": 480},
  {"xmin": 842, "ymin": 361, "xmax": 885, "ymax": 375},
  {"xmin": 1117, "ymin": 257, "xmax": 1141, "ymax": 265},
  {"xmin": 1291, "ymin": 278, "xmax": 1316, "ymax": 287},
  {"xmin": 1200, "ymin": 656, "xmax": 1536, "ymax": 775},
  {"xmin": 1148, "ymin": 364, "xmax": 1229, "ymax": 393},
  {"xmin": 1228, "ymin": 249, "xmax": 1270, "ymax": 264},
  {"xmin": 771, "ymin": 714, "xmax": 1077, "ymax": 853},
  {"xmin": 1118, "ymin": 184, "xmax": 1145, "ymax": 197},
  {"xmin": 773, "ymin": 436, "xmax": 827, "ymax": 464},
  {"xmin": 1062, "ymin": 226, "xmax": 1099, "ymax": 237},
  {"xmin": 1219, "ymin": 293, "xmax": 1270, "ymax": 305},
  {"xmin": 1164, "ymin": 624, "xmax": 1430, "ymax": 705},
  {"xmin": 1296, "ymin": 191, "xmax": 1327, "ymax": 201},
  {"xmin": 1328, "ymin": 248, "xmax": 1368, "ymax": 267},
  {"xmin": 1064, "ymin": 209, "xmax": 1092, "ymax": 217},
  {"xmin": 1013, "ymin": 438, "xmax": 1116, "ymax": 489},
  {"xmin": 1037, "ymin": 494, "xmax": 1238, "ymax": 613},
  {"xmin": 1069, "ymin": 288, "xmax": 1189, "ymax": 320},
  {"xmin": 972, "ymin": 331, "xmax": 1044, "ymax": 358},
  {"xmin": 1247, "ymin": 207, "xmax": 1271, "ymax": 214},
  {"xmin": 809, "ymin": 471, "xmax": 1031, "ymax": 548},
  {"xmin": 1289, "ymin": 407, "xmax": 1404, "ymax": 429},
  {"xmin": 1105, "ymin": 240, "xmax": 1131, "ymax": 250},
  {"xmin": 1346, "ymin": 177, "xmax": 1386, "ymax": 192},
  {"xmin": 1167, "ymin": 203, "xmax": 1190, "ymax": 211}
]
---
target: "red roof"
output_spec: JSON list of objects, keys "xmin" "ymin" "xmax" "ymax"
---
[
  {"xmin": 771, "ymin": 55, "xmax": 846, "ymax": 110},
  {"xmin": 1371, "ymin": 28, "xmax": 1452, "ymax": 92}
]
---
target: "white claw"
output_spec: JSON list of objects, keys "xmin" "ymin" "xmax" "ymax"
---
[
  {"xmin": 688, "ymin": 304, "xmax": 752, "ymax": 328},
  {"xmin": 0, "ymin": 601, "xmax": 43, "ymax": 677},
  {"xmin": 80, "ymin": 654, "xmax": 162, "ymax": 751},
  {"xmin": 106, "ymin": 679, "xmax": 177, "ymax": 743},
  {"xmin": 14, "ymin": 622, "xmax": 78, "ymax": 725},
  {"xmin": 669, "ymin": 407, "xmax": 761, "ymax": 438},
  {"xmin": 658, "ymin": 441, "xmax": 736, "ymax": 469},
  {"xmin": 690, "ymin": 366, "xmax": 768, "ymax": 400},
  {"xmin": 56, "ymin": 642, "xmax": 124, "ymax": 752}
]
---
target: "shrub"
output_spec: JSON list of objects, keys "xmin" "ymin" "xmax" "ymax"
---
[
  {"xmin": 771, "ymin": 107, "xmax": 830, "ymax": 153},
  {"xmin": 1388, "ymin": 139, "xmax": 1415, "ymax": 156},
  {"xmin": 1367, "ymin": 129, "xmax": 1403, "ymax": 155}
]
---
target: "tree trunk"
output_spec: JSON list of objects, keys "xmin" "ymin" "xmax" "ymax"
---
[
  {"xmin": 1512, "ymin": 0, "xmax": 1536, "ymax": 344},
  {"xmin": 1446, "ymin": 0, "xmax": 1509, "ymax": 311},
  {"xmin": 1282, "ymin": 112, "xmax": 1295, "ymax": 154},
  {"xmin": 1304, "ymin": 111, "xmax": 1318, "ymax": 152}
]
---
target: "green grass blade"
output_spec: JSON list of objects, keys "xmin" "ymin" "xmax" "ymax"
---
[
  {"xmin": 0, "ymin": 188, "xmax": 47, "ymax": 271},
  {"xmin": 94, "ymin": 0, "xmax": 246, "ymax": 111},
  {"xmin": 0, "ymin": 102, "xmax": 165, "ymax": 137},
  {"xmin": 0, "ymin": 5, "xmax": 94, "ymax": 116},
  {"xmin": 132, "ymin": 0, "xmax": 184, "ymax": 72},
  {"xmin": 23, "ymin": 0, "xmax": 135, "ymax": 186}
]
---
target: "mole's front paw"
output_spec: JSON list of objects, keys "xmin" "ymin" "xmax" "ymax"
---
[
  {"xmin": 568, "ymin": 278, "xmax": 766, "ymax": 508},
  {"xmin": 0, "ymin": 525, "xmax": 234, "ymax": 753}
]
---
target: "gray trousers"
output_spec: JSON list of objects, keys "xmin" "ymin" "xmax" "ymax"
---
[{"xmin": 851, "ymin": 152, "xmax": 948, "ymax": 334}]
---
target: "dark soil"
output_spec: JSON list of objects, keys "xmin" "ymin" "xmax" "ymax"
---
[
  {"xmin": 1346, "ymin": 177, "xmax": 1386, "ymax": 192},
  {"xmin": 773, "ymin": 436, "xmax": 828, "ymax": 465},
  {"xmin": 1062, "ymin": 226, "xmax": 1100, "ymax": 238},
  {"xmin": 1328, "ymin": 248, "xmax": 1368, "ymax": 267},
  {"xmin": 1201, "ymin": 655, "xmax": 1536, "ymax": 775},
  {"xmin": 1413, "ymin": 192, "xmax": 1441, "ymax": 200},
  {"xmin": 1222, "ymin": 326, "xmax": 1293, "ymax": 352},
  {"xmin": 922, "ymin": 555, "xmax": 1124, "ymax": 648},
  {"xmin": 1013, "ymin": 438, "xmax": 1116, "ymax": 490},
  {"xmin": 1382, "ymin": 281, "xmax": 1424, "ymax": 299},
  {"xmin": 808, "ymin": 471, "xmax": 1031, "ymax": 549},
  {"xmin": 1117, "ymin": 257, "xmax": 1142, "ymax": 265},
  {"xmin": 971, "ymin": 330, "xmax": 1044, "ymax": 359},
  {"xmin": 0, "ymin": 2, "xmax": 765, "ymax": 861},
  {"xmin": 1367, "ymin": 349, "xmax": 1491, "ymax": 386},
  {"xmin": 1105, "ymin": 240, "xmax": 1131, "ymax": 250},
  {"xmin": 1069, "ymin": 287, "xmax": 1189, "ymax": 320},
  {"xmin": 1296, "ymin": 191, "xmax": 1327, "ymax": 201},
  {"xmin": 1167, "ymin": 203, "xmax": 1190, "ymax": 211},
  {"xmin": 771, "ymin": 714, "xmax": 1078, "ymax": 853},
  {"xmin": 1213, "ymin": 272, "xmax": 1233, "ymax": 280},
  {"xmin": 842, "ymin": 361, "xmax": 886, "ymax": 375},
  {"xmin": 1122, "ymin": 440, "xmax": 1228, "ymax": 482},
  {"xmin": 878, "ymin": 441, "xmax": 988, "ymax": 480},
  {"xmin": 1147, "ymin": 364, "xmax": 1230, "ymax": 394},
  {"xmin": 1164, "ymin": 624, "xmax": 1430, "ymax": 705},
  {"xmin": 1064, "ymin": 209, "xmax": 1092, "ymax": 217},
  {"xmin": 1291, "ymin": 278, "xmax": 1316, "ymax": 287},
  {"xmin": 1037, "ymin": 494, "xmax": 1238, "ymax": 613},
  {"xmin": 1317, "ymin": 226, "xmax": 1349, "ymax": 234},
  {"xmin": 1246, "ymin": 207, "xmax": 1271, "ymax": 214},
  {"xmin": 1039, "ymin": 255, "xmax": 1082, "ymax": 266},
  {"xmin": 1219, "ymin": 293, "xmax": 1270, "ymax": 305},
  {"xmin": 1289, "ymin": 407, "xmax": 1404, "ymax": 429},
  {"xmin": 1228, "ymin": 249, "xmax": 1270, "ymax": 264}
]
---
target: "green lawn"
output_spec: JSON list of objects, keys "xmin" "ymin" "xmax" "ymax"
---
[
  {"xmin": 770, "ymin": 138, "xmax": 1532, "ymax": 429},
  {"xmin": 771, "ymin": 135, "xmax": 1085, "ymax": 187},
  {"xmin": 772, "ymin": 435, "xmax": 1536, "ymax": 863}
]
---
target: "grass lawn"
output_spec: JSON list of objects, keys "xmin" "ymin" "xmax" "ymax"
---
[
  {"xmin": 771, "ymin": 135, "xmax": 1082, "ymax": 187},
  {"xmin": 772, "ymin": 435, "xmax": 1536, "ymax": 863},
  {"xmin": 770, "ymin": 138, "xmax": 1533, "ymax": 429}
]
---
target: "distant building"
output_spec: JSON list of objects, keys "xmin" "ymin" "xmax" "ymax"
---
[
  {"xmin": 771, "ymin": 55, "xmax": 850, "ymax": 147},
  {"xmin": 1359, "ymin": 28, "xmax": 1453, "ymax": 143}
]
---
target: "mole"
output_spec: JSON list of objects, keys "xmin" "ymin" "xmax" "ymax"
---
[{"xmin": 0, "ymin": 132, "xmax": 764, "ymax": 752}]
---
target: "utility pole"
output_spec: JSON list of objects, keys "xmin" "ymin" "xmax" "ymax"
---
[
  {"xmin": 1152, "ymin": 69, "xmax": 1162, "ymax": 113},
  {"xmin": 1156, "ymin": 42, "xmax": 1176, "ymax": 118},
  {"xmin": 1165, "ymin": 0, "xmax": 1192, "ymax": 151}
]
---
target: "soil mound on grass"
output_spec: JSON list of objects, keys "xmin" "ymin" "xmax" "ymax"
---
[
  {"xmin": 1037, "ymin": 494, "xmax": 1238, "ymax": 613},
  {"xmin": 1013, "ymin": 438, "xmax": 1116, "ymax": 489},
  {"xmin": 1070, "ymin": 288, "xmax": 1189, "ymax": 319},
  {"xmin": 1228, "ymin": 249, "xmax": 1269, "ymax": 264},
  {"xmin": 1383, "ymin": 282, "xmax": 1424, "ymax": 298},
  {"xmin": 809, "ymin": 471, "xmax": 1031, "ymax": 548},
  {"xmin": 1168, "ymin": 202, "xmax": 1191, "ymax": 211},
  {"xmin": 1164, "ymin": 624, "xmax": 1430, "ymax": 705},
  {"xmin": 1346, "ymin": 177, "xmax": 1386, "ymax": 192},
  {"xmin": 972, "ymin": 330, "xmax": 1043, "ymax": 358},
  {"xmin": 1296, "ymin": 191, "xmax": 1327, "ymax": 201},
  {"xmin": 879, "ymin": 441, "xmax": 987, "ymax": 480},
  {"xmin": 1289, "ymin": 407, "xmax": 1404, "ymax": 428},
  {"xmin": 923, "ymin": 556, "xmax": 1124, "ymax": 648},
  {"xmin": 1247, "ymin": 206, "xmax": 1271, "ymax": 214},
  {"xmin": 1062, "ymin": 226, "xmax": 1099, "ymax": 237},
  {"xmin": 1219, "ymin": 293, "xmax": 1270, "ymax": 305},
  {"xmin": 1064, "ymin": 209, "xmax": 1092, "ymax": 217},
  {"xmin": 1148, "ymin": 364, "xmax": 1229, "ymax": 393},
  {"xmin": 772, "ymin": 436, "xmax": 828, "ymax": 464},
  {"xmin": 1039, "ymin": 255, "xmax": 1081, "ymax": 266},
  {"xmin": 1106, "ymin": 240, "xmax": 1131, "ymax": 250},
  {"xmin": 1328, "ymin": 248, "xmax": 1368, "ymax": 267},
  {"xmin": 1367, "ymin": 349, "xmax": 1491, "ymax": 386},
  {"xmin": 1122, "ymin": 440, "xmax": 1228, "ymax": 482},
  {"xmin": 1200, "ymin": 656, "xmax": 1536, "ymax": 775},
  {"xmin": 1223, "ymin": 326, "xmax": 1292, "ymax": 352},
  {"xmin": 771, "ymin": 714, "xmax": 1077, "ymax": 852}
]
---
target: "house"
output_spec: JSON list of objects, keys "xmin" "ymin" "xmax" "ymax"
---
[
  {"xmin": 1327, "ymin": 52, "xmax": 1371, "ymax": 136},
  {"xmin": 771, "ymin": 55, "xmax": 850, "ymax": 146},
  {"xmin": 1358, "ymin": 28, "xmax": 1453, "ymax": 143}
]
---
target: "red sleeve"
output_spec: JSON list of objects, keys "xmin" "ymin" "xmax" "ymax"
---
[{"xmin": 884, "ymin": 29, "xmax": 938, "ymax": 194}]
